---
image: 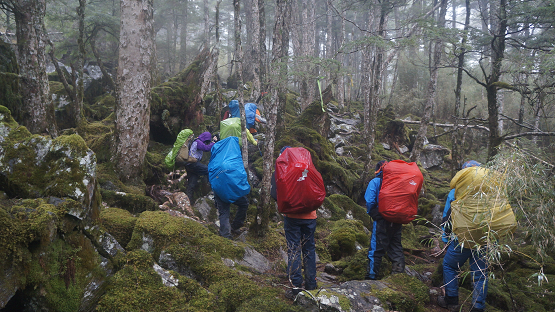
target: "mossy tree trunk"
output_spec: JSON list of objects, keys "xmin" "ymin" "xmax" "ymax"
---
[
  {"xmin": 409, "ymin": 0, "xmax": 448, "ymax": 162},
  {"xmin": 252, "ymin": 0, "xmax": 290, "ymax": 237},
  {"xmin": 13, "ymin": 0, "xmax": 58, "ymax": 136},
  {"xmin": 115, "ymin": 0, "xmax": 154, "ymax": 183}
]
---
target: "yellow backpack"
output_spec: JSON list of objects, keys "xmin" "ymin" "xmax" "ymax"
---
[{"xmin": 450, "ymin": 167, "xmax": 516, "ymax": 247}]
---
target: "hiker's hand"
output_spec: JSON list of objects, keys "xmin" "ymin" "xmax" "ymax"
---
[{"xmin": 212, "ymin": 136, "xmax": 218, "ymax": 142}]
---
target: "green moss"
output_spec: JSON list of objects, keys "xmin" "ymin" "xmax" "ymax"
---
[
  {"xmin": 327, "ymin": 220, "xmax": 368, "ymax": 261},
  {"xmin": 327, "ymin": 194, "xmax": 372, "ymax": 229},
  {"xmin": 237, "ymin": 296, "xmax": 304, "ymax": 312},
  {"xmin": 100, "ymin": 189, "xmax": 158, "ymax": 214},
  {"xmin": 208, "ymin": 275, "xmax": 269, "ymax": 311},
  {"xmin": 373, "ymin": 274, "xmax": 429, "ymax": 312},
  {"xmin": 99, "ymin": 208, "xmax": 137, "ymax": 247},
  {"xmin": 335, "ymin": 249, "xmax": 368, "ymax": 281},
  {"xmin": 322, "ymin": 197, "xmax": 347, "ymax": 220},
  {"xmin": 127, "ymin": 211, "xmax": 244, "ymax": 263},
  {"xmin": 401, "ymin": 224, "xmax": 432, "ymax": 251},
  {"xmin": 97, "ymin": 250, "xmax": 194, "ymax": 312}
]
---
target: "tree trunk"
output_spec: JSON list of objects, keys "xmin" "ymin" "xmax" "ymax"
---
[
  {"xmin": 337, "ymin": 14, "xmax": 345, "ymax": 109},
  {"xmin": 485, "ymin": 0, "xmax": 507, "ymax": 160},
  {"xmin": 115, "ymin": 0, "xmax": 155, "ymax": 183},
  {"xmin": 251, "ymin": 0, "xmax": 290, "ymax": 237},
  {"xmin": 179, "ymin": 0, "xmax": 188, "ymax": 71},
  {"xmin": 258, "ymin": 0, "xmax": 267, "ymax": 96},
  {"xmin": 234, "ymin": 0, "xmax": 248, "ymax": 167},
  {"xmin": 249, "ymin": 0, "xmax": 261, "ymax": 100},
  {"xmin": 75, "ymin": 0, "xmax": 86, "ymax": 126},
  {"xmin": 14, "ymin": 0, "xmax": 57, "ymax": 136},
  {"xmin": 451, "ymin": 0, "xmax": 470, "ymax": 174},
  {"xmin": 204, "ymin": 0, "xmax": 209, "ymax": 49},
  {"xmin": 409, "ymin": 0, "xmax": 448, "ymax": 162}
]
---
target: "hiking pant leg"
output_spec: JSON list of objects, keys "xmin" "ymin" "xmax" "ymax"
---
[
  {"xmin": 443, "ymin": 241, "xmax": 472, "ymax": 299},
  {"xmin": 470, "ymin": 248, "xmax": 488, "ymax": 310},
  {"xmin": 230, "ymin": 195, "xmax": 249, "ymax": 231},
  {"xmin": 367, "ymin": 219, "xmax": 389, "ymax": 280},
  {"xmin": 215, "ymin": 194, "xmax": 232, "ymax": 239},
  {"xmin": 284, "ymin": 217, "xmax": 303, "ymax": 288},
  {"xmin": 300, "ymin": 219, "xmax": 317, "ymax": 290},
  {"xmin": 387, "ymin": 223, "xmax": 405, "ymax": 274},
  {"xmin": 185, "ymin": 162, "xmax": 208, "ymax": 201}
]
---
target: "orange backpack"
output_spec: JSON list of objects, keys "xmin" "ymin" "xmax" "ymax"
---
[{"xmin": 378, "ymin": 160, "xmax": 424, "ymax": 224}]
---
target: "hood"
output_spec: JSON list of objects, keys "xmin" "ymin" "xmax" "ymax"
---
[{"xmin": 198, "ymin": 131, "xmax": 212, "ymax": 142}]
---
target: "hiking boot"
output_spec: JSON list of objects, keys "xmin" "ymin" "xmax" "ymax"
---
[
  {"xmin": 437, "ymin": 295, "xmax": 460, "ymax": 311},
  {"xmin": 284, "ymin": 289, "xmax": 300, "ymax": 300},
  {"xmin": 231, "ymin": 227, "xmax": 244, "ymax": 236}
]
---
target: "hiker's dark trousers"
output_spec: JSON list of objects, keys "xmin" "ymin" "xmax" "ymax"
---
[
  {"xmin": 366, "ymin": 218, "xmax": 404, "ymax": 280},
  {"xmin": 184, "ymin": 162, "xmax": 208, "ymax": 200}
]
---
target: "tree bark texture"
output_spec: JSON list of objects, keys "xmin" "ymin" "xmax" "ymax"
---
[
  {"xmin": 410, "ymin": 0, "xmax": 448, "ymax": 162},
  {"xmin": 451, "ymin": 0, "xmax": 470, "ymax": 174},
  {"xmin": 252, "ymin": 0, "xmax": 290, "ymax": 237},
  {"xmin": 115, "ymin": 0, "xmax": 155, "ymax": 183},
  {"xmin": 75, "ymin": 0, "xmax": 86, "ymax": 126},
  {"xmin": 486, "ymin": 0, "xmax": 507, "ymax": 160},
  {"xmin": 14, "ymin": 0, "xmax": 57, "ymax": 136},
  {"xmin": 233, "ymin": 0, "xmax": 248, "ymax": 167},
  {"xmin": 179, "ymin": 0, "xmax": 188, "ymax": 71},
  {"xmin": 248, "ymin": 0, "xmax": 261, "ymax": 100}
]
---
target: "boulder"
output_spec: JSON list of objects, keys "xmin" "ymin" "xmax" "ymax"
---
[
  {"xmin": 0, "ymin": 106, "xmax": 100, "ymax": 221},
  {"xmin": 418, "ymin": 144, "xmax": 450, "ymax": 169}
]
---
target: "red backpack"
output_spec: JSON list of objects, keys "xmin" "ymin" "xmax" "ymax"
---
[
  {"xmin": 378, "ymin": 160, "xmax": 424, "ymax": 224},
  {"xmin": 275, "ymin": 147, "xmax": 326, "ymax": 214}
]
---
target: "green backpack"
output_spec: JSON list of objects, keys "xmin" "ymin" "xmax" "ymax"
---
[{"xmin": 165, "ymin": 129, "xmax": 194, "ymax": 169}]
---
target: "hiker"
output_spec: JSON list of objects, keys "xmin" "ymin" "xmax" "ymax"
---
[
  {"xmin": 438, "ymin": 160, "xmax": 490, "ymax": 312},
  {"xmin": 271, "ymin": 146, "xmax": 324, "ymax": 298},
  {"xmin": 364, "ymin": 160, "xmax": 405, "ymax": 280},
  {"xmin": 180, "ymin": 131, "xmax": 217, "ymax": 202},
  {"xmin": 208, "ymin": 136, "xmax": 251, "ymax": 239}
]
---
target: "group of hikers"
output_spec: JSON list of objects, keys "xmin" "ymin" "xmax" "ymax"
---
[{"xmin": 165, "ymin": 100, "xmax": 516, "ymax": 312}]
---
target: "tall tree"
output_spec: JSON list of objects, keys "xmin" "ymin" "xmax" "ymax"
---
[
  {"xmin": 179, "ymin": 0, "xmax": 188, "ymax": 71},
  {"xmin": 3, "ymin": 0, "xmax": 57, "ymax": 136},
  {"xmin": 248, "ymin": 0, "xmax": 261, "ymax": 99},
  {"xmin": 251, "ymin": 0, "xmax": 290, "ymax": 237},
  {"xmin": 233, "ymin": 0, "xmax": 249, "ymax": 167},
  {"xmin": 115, "ymin": 0, "xmax": 155, "ymax": 183},
  {"xmin": 451, "ymin": 0, "xmax": 470, "ymax": 173},
  {"xmin": 409, "ymin": 0, "xmax": 448, "ymax": 162}
]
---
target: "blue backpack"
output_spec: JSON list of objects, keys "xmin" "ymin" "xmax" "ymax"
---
[
  {"xmin": 228, "ymin": 100, "xmax": 240, "ymax": 118},
  {"xmin": 208, "ymin": 137, "xmax": 251, "ymax": 203},
  {"xmin": 245, "ymin": 103, "xmax": 258, "ymax": 129}
]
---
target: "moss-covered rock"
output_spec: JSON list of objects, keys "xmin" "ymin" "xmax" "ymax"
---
[
  {"xmin": 372, "ymin": 273, "xmax": 430, "ymax": 312},
  {"xmin": 0, "ymin": 197, "xmax": 105, "ymax": 311},
  {"xmin": 150, "ymin": 49, "xmax": 214, "ymax": 144},
  {"xmin": 327, "ymin": 194, "xmax": 372, "ymax": 229},
  {"xmin": 99, "ymin": 208, "xmax": 137, "ymax": 248},
  {"xmin": 0, "ymin": 108, "xmax": 100, "ymax": 221},
  {"xmin": 327, "ymin": 219, "xmax": 368, "ymax": 261},
  {"xmin": 97, "ymin": 249, "xmax": 207, "ymax": 312}
]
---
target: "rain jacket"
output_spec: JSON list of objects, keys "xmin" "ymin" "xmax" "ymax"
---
[{"xmin": 189, "ymin": 131, "xmax": 215, "ymax": 161}]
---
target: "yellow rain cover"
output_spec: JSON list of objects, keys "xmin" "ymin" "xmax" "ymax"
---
[
  {"xmin": 450, "ymin": 167, "xmax": 516, "ymax": 247},
  {"xmin": 220, "ymin": 118, "xmax": 256, "ymax": 147}
]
